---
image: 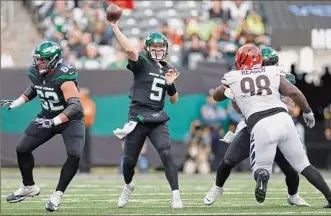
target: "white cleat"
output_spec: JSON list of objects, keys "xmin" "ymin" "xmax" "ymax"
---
[
  {"xmin": 204, "ymin": 184, "xmax": 224, "ymax": 206},
  {"xmin": 287, "ymin": 193, "xmax": 310, "ymax": 207},
  {"xmin": 45, "ymin": 191, "xmax": 63, "ymax": 212},
  {"xmin": 171, "ymin": 197, "xmax": 183, "ymax": 209},
  {"xmin": 118, "ymin": 183, "xmax": 135, "ymax": 208},
  {"xmin": 6, "ymin": 183, "xmax": 40, "ymax": 203}
]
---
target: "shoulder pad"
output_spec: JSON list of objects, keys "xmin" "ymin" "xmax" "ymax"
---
[
  {"xmin": 221, "ymin": 70, "xmax": 237, "ymax": 86},
  {"xmin": 52, "ymin": 62, "xmax": 77, "ymax": 82},
  {"xmin": 27, "ymin": 64, "xmax": 38, "ymax": 79}
]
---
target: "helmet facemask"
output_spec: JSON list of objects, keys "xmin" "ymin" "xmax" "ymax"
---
[
  {"xmin": 33, "ymin": 53, "xmax": 60, "ymax": 74},
  {"xmin": 146, "ymin": 43, "xmax": 168, "ymax": 61}
]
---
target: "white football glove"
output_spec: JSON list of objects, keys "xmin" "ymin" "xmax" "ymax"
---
[
  {"xmin": 303, "ymin": 109, "xmax": 315, "ymax": 128},
  {"xmin": 1, "ymin": 100, "xmax": 13, "ymax": 110},
  {"xmin": 220, "ymin": 131, "xmax": 236, "ymax": 143},
  {"xmin": 224, "ymin": 87, "xmax": 234, "ymax": 100}
]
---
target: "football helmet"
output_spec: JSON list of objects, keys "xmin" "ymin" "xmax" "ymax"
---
[
  {"xmin": 144, "ymin": 32, "xmax": 168, "ymax": 61},
  {"xmin": 33, "ymin": 41, "xmax": 62, "ymax": 74},
  {"xmin": 261, "ymin": 47, "xmax": 279, "ymax": 66},
  {"xmin": 235, "ymin": 44, "xmax": 262, "ymax": 70}
]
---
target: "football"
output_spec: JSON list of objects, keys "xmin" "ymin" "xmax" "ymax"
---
[{"xmin": 105, "ymin": 3, "xmax": 122, "ymax": 22}]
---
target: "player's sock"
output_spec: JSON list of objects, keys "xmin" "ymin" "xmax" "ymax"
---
[
  {"xmin": 301, "ymin": 165, "xmax": 331, "ymax": 201},
  {"xmin": 285, "ymin": 174, "xmax": 299, "ymax": 196},
  {"xmin": 55, "ymin": 155, "xmax": 80, "ymax": 192},
  {"xmin": 125, "ymin": 182, "xmax": 134, "ymax": 190},
  {"xmin": 17, "ymin": 152, "xmax": 35, "ymax": 186},
  {"xmin": 215, "ymin": 159, "xmax": 235, "ymax": 188},
  {"xmin": 172, "ymin": 189, "xmax": 180, "ymax": 198},
  {"xmin": 159, "ymin": 149, "xmax": 179, "ymax": 190}
]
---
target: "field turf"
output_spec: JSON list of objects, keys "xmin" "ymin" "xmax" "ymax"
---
[{"xmin": 1, "ymin": 168, "xmax": 331, "ymax": 215}]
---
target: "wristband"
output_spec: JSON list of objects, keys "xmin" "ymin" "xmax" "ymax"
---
[
  {"xmin": 9, "ymin": 97, "xmax": 26, "ymax": 109},
  {"xmin": 52, "ymin": 116, "xmax": 63, "ymax": 126},
  {"xmin": 166, "ymin": 84, "xmax": 177, "ymax": 96}
]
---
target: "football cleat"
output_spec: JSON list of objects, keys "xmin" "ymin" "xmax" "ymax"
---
[
  {"xmin": 323, "ymin": 202, "xmax": 331, "ymax": 208},
  {"xmin": 171, "ymin": 197, "xmax": 183, "ymax": 209},
  {"xmin": 45, "ymin": 191, "xmax": 63, "ymax": 212},
  {"xmin": 118, "ymin": 183, "xmax": 134, "ymax": 208},
  {"xmin": 254, "ymin": 169, "xmax": 270, "ymax": 203},
  {"xmin": 204, "ymin": 183, "xmax": 224, "ymax": 206},
  {"xmin": 287, "ymin": 193, "xmax": 309, "ymax": 206},
  {"xmin": 6, "ymin": 183, "xmax": 40, "ymax": 203}
]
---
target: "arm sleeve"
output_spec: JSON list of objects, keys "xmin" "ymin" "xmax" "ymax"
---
[{"xmin": 23, "ymin": 84, "xmax": 37, "ymax": 101}]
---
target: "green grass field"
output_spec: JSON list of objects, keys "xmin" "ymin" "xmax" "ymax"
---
[{"xmin": 1, "ymin": 168, "xmax": 331, "ymax": 215}]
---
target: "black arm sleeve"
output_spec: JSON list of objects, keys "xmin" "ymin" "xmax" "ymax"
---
[
  {"xmin": 23, "ymin": 84, "xmax": 37, "ymax": 101},
  {"xmin": 63, "ymin": 97, "xmax": 84, "ymax": 120}
]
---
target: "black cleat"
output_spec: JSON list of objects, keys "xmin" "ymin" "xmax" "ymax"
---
[{"xmin": 254, "ymin": 169, "xmax": 270, "ymax": 203}]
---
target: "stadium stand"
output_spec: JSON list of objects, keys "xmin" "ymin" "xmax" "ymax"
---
[{"xmin": 21, "ymin": 0, "xmax": 270, "ymax": 70}]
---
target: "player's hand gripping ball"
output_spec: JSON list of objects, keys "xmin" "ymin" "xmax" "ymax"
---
[{"xmin": 105, "ymin": 3, "xmax": 122, "ymax": 22}]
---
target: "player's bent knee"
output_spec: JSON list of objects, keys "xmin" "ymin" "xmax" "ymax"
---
[
  {"xmin": 67, "ymin": 154, "xmax": 80, "ymax": 162},
  {"xmin": 123, "ymin": 156, "xmax": 137, "ymax": 170},
  {"xmin": 16, "ymin": 134, "xmax": 35, "ymax": 154}
]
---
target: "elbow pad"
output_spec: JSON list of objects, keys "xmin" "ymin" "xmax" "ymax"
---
[
  {"xmin": 23, "ymin": 84, "xmax": 37, "ymax": 101},
  {"xmin": 63, "ymin": 97, "xmax": 84, "ymax": 120}
]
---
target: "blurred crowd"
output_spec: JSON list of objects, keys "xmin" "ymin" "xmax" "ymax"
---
[
  {"xmin": 182, "ymin": 91, "xmax": 243, "ymax": 174},
  {"xmin": 15, "ymin": 0, "xmax": 269, "ymax": 70}
]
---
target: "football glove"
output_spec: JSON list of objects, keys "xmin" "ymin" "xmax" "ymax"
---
[
  {"xmin": 303, "ymin": 109, "xmax": 315, "ymax": 128},
  {"xmin": 1, "ymin": 100, "xmax": 13, "ymax": 110},
  {"xmin": 34, "ymin": 117, "xmax": 54, "ymax": 129}
]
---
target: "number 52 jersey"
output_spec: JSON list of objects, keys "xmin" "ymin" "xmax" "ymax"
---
[
  {"xmin": 27, "ymin": 62, "xmax": 79, "ymax": 119},
  {"xmin": 221, "ymin": 65, "xmax": 288, "ymax": 119}
]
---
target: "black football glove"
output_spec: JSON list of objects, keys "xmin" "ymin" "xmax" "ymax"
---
[
  {"xmin": 1, "ymin": 100, "xmax": 13, "ymax": 110},
  {"xmin": 34, "ymin": 117, "xmax": 54, "ymax": 129}
]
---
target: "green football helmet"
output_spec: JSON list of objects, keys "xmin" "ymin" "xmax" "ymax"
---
[
  {"xmin": 144, "ymin": 32, "xmax": 168, "ymax": 61},
  {"xmin": 33, "ymin": 41, "xmax": 62, "ymax": 74},
  {"xmin": 261, "ymin": 47, "xmax": 279, "ymax": 66}
]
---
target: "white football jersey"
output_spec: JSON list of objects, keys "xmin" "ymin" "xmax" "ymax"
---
[{"xmin": 222, "ymin": 65, "xmax": 288, "ymax": 119}]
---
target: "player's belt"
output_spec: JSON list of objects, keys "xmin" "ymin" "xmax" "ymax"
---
[{"xmin": 246, "ymin": 107, "xmax": 287, "ymax": 133}]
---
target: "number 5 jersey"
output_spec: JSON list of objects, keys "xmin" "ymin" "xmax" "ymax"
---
[
  {"xmin": 126, "ymin": 52, "xmax": 175, "ymax": 120},
  {"xmin": 27, "ymin": 62, "xmax": 81, "ymax": 120}
]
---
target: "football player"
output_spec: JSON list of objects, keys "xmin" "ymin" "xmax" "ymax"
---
[
  {"xmin": 105, "ymin": 18, "xmax": 183, "ymax": 209},
  {"xmin": 1, "ymin": 41, "xmax": 85, "ymax": 211},
  {"xmin": 209, "ymin": 44, "xmax": 331, "ymax": 208},
  {"xmin": 204, "ymin": 47, "xmax": 309, "ymax": 207}
]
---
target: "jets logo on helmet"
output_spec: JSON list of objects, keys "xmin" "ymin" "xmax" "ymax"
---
[
  {"xmin": 33, "ymin": 41, "xmax": 62, "ymax": 74},
  {"xmin": 235, "ymin": 44, "xmax": 262, "ymax": 70},
  {"xmin": 144, "ymin": 32, "xmax": 168, "ymax": 61},
  {"xmin": 261, "ymin": 47, "xmax": 279, "ymax": 66}
]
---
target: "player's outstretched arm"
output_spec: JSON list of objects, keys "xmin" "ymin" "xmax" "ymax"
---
[
  {"xmin": 279, "ymin": 76, "xmax": 310, "ymax": 112},
  {"xmin": 279, "ymin": 76, "xmax": 315, "ymax": 128},
  {"xmin": 1, "ymin": 84, "xmax": 37, "ymax": 110},
  {"xmin": 105, "ymin": 18, "xmax": 138, "ymax": 62}
]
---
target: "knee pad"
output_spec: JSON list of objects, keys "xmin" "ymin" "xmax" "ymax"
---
[
  {"xmin": 159, "ymin": 148, "xmax": 172, "ymax": 162},
  {"xmin": 123, "ymin": 156, "xmax": 137, "ymax": 170},
  {"xmin": 67, "ymin": 154, "xmax": 80, "ymax": 163},
  {"xmin": 221, "ymin": 158, "xmax": 236, "ymax": 170}
]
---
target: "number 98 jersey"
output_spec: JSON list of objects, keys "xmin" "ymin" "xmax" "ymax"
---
[
  {"xmin": 27, "ymin": 62, "xmax": 78, "ymax": 119},
  {"xmin": 221, "ymin": 65, "xmax": 288, "ymax": 119}
]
